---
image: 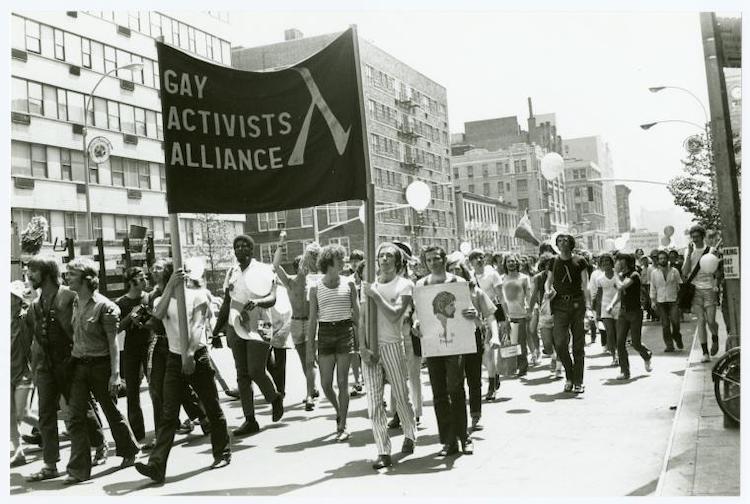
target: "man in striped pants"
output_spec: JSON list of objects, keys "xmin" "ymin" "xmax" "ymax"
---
[{"xmin": 361, "ymin": 243, "xmax": 417, "ymax": 470}]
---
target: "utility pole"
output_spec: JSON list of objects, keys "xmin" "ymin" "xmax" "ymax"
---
[{"xmin": 699, "ymin": 12, "xmax": 741, "ymax": 349}]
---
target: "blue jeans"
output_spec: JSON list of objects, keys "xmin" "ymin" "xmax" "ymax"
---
[
  {"xmin": 551, "ymin": 296, "xmax": 586, "ymax": 385},
  {"xmin": 657, "ymin": 302, "xmax": 682, "ymax": 349}
]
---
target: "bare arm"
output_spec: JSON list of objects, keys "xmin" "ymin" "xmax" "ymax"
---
[
  {"xmin": 187, "ymin": 294, "xmax": 208, "ymax": 355},
  {"xmin": 581, "ymin": 270, "xmax": 592, "ymax": 309},
  {"xmin": 152, "ymin": 273, "xmax": 180, "ymax": 321},
  {"xmin": 364, "ymin": 282, "xmax": 411, "ymax": 323},
  {"xmin": 306, "ymin": 286, "xmax": 319, "ymax": 362},
  {"xmin": 212, "ymin": 289, "xmax": 231, "ymax": 337}
]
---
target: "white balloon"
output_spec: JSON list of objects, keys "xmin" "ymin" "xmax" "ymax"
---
[
  {"xmin": 541, "ymin": 152, "xmax": 564, "ymax": 181},
  {"xmin": 183, "ymin": 257, "xmax": 205, "ymax": 281},
  {"xmin": 406, "ymin": 181, "xmax": 431, "ymax": 212},
  {"xmin": 699, "ymin": 253, "xmax": 720, "ymax": 274},
  {"xmin": 358, "ymin": 204, "xmax": 365, "ymax": 224},
  {"xmin": 604, "ymin": 238, "xmax": 616, "ymax": 250},
  {"xmin": 459, "ymin": 241, "xmax": 472, "ymax": 255},
  {"xmin": 614, "ymin": 237, "xmax": 627, "ymax": 250}
]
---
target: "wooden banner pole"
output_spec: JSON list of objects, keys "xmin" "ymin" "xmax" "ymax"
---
[{"xmin": 351, "ymin": 25, "xmax": 379, "ymax": 355}]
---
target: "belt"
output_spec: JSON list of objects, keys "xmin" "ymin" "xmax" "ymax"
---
[
  {"xmin": 292, "ymin": 316, "xmax": 309, "ymax": 320},
  {"xmin": 75, "ymin": 355, "xmax": 109, "ymax": 364},
  {"xmin": 319, "ymin": 320, "xmax": 352, "ymax": 327},
  {"xmin": 556, "ymin": 294, "xmax": 583, "ymax": 302}
]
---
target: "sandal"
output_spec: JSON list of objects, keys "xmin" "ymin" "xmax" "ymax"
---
[{"xmin": 26, "ymin": 466, "xmax": 59, "ymax": 482}]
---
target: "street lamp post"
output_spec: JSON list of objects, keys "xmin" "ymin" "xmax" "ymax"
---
[
  {"xmin": 639, "ymin": 119, "xmax": 706, "ymax": 131},
  {"xmin": 648, "ymin": 85, "xmax": 709, "ymax": 123},
  {"xmin": 82, "ymin": 62, "xmax": 143, "ymax": 241}
]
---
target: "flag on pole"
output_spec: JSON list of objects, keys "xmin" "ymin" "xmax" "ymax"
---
[
  {"xmin": 514, "ymin": 210, "xmax": 540, "ymax": 246},
  {"xmin": 156, "ymin": 28, "xmax": 367, "ymax": 214}
]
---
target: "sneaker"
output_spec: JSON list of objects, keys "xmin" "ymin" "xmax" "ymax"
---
[
  {"xmin": 372, "ymin": 454, "xmax": 392, "ymax": 469},
  {"xmin": 22, "ymin": 432, "xmax": 42, "ymax": 447},
  {"xmin": 134, "ymin": 461, "xmax": 164, "ymax": 483},
  {"xmin": 336, "ymin": 430, "xmax": 351, "ymax": 442},
  {"xmin": 710, "ymin": 338, "xmax": 719, "ymax": 356},
  {"xmin": 572, "ymin": 384, "xmax": 585, "ymax": 394},
  {"xmin": 232, "ymin": 419, "xmax": 260, "ymax": 437},
  {"xmin": 616, "ymin": 372, "xmax": 630, "ymax": 380},
  {"xmin": 438, "ymin": 443, "xmax": 459, "ymax": 456},
  {"xmin": 645, "ymin": 358, "xmax": 653, "ymax": 372},
  {"xmin": 210, "ymin": 453, "xmax": 231, "ymax": 469},
  {"xmin": 401, "ymin": 438, "xmax": 415, "ymax": 454},
  {"xmin": 304, "ymin": 400, "xmax": 315, "ymax": 411},
  {"xmin": 701, "ymin": 353, "xmax": 711, "ymax": 363},
  {"xmin": 93, "ymin": 443, "xmax": 108, "ymax": 466}
]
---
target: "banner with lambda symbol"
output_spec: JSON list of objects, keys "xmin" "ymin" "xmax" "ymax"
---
[{"xmin": 156, "ymin": 28, "xmax": 367, "ymax": 213}]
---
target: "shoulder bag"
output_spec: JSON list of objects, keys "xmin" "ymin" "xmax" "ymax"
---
[{"xmin": 678, "ymin": 247, "xmax": 709, "ymax": 311}]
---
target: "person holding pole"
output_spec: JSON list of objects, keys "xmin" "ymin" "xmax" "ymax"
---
[
  {"xmin": 361, "ymin": 243, "xmax": 417, "ymax": 469},
  {"xmin": 134, "ymin": 262, "xmax": 231, "ymax": 483}
]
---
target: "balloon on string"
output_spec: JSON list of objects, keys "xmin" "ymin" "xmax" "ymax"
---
[
  {"xmin": 661, "ymin": 236, "xmax": 671, "ymax": 246},
  {"xmin": 405, "ymin": 181, "xmax": 431, "ymax": 212},
  {"xmin": 663, "ymin": 225, "xmax": 675, "ymax": 238},
  {"xmin": 459, "ymin": 241, "xmax": 472, "ymax": 255},
  {"xmin": 614, "ymin": 237, "xmax": 627, "ymax": 250},
  {"xmin": 540, "ymin": 152, "xmax": 565, "ymax": 181},
  {"xmin": 699, "ymin": 253, "xmax": 720, "ymax": 274},
  {"xmin": 604, "ymin": 238, "xmax": 616, "ymax": 250}
]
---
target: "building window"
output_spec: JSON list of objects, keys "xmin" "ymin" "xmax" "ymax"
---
[
  {"xmin": 517, "ymin": 178, "xmax": 528, "ymax": 192},
  {"xmin": 89, "ymin": 162, "xmax": 99, "ymax": 184},
  {"xmin": 31, "ymin": 144, "xmax": 47, "ymax": 178},
  {"xmin": 497, "ymin": 181, "xmax": 503, "ymax": 193},
  {"xmin": 53, "ymin": 29, "xmax": 65, "ymax": 60},
  {"xmin": 27, "ymin": 82, "xmax": 43, "ymax": 115},
  {"xmin": 135, "ymin": 108, "xmax": 146, "ymax": 136},
  {"xmin": 11, "ymin": 142, "xmax": 31, "ymax": 177},
  {"xmin": 111, "ymin": 157, "xmax": 125, "ymax": 186},
  {"xmin": 159, "ymin": 164, "xmax": 166, "ymax": 191},
  {"xmin": 11, "ymin": 77, "xmax": 28, "ymax": 113},
  {"xmin": 61, "ymin": 148, "xmax": 73, "ymax": 180},
  {"xmin": 517, "ymin": 198, "xmax": 528, "ymax": 211},
  {"xmin": 156, "ymin": 112, "xmax": 163, "ymax": 140},
  {"xmin": 483, "ymin": 183, "xmax": 490, "ymax": 197},
  {"xmin": 300, "ymin": 208, "xmax": 313, "ymax": 227},
  {"xmin": 107, "ymin": 101, "xmax": 120, "ymax": 130},
  {"xmin": 128, "ymin": 11, "xmax": 140, "ymax": 31},
  {"xmin": 328, "ymin": 237, "xmax": 350, "ymax": 254},
  {"xmin": 25, "ymin": 20, "xmax": 41, "ymax": 53},
  {"xmin": 258, "ymin": 211, "xmax": 286, "ymax": 232},
  {"xmin": 81, "ymin": 38, "xmax": 92, "ymax": 68},
  {"xmin": 92, "ymin": 214, "xmax": 103, "ymax": 239},
  {"xmin": 326, "ymin": 202, "xmax": 348, "ymax": 225},
  {"xmin": 115, "ymin": 215, "xmax": 128, "ymax": 239},
  {"xmin": 104, "ymin": 45, "xmax": 117, "ymax": 73},
  {"xmin": 120, "ymin": 104, "xmax": 135, "ymax": 133},
  {"xmin": 138, "ymin": 161, "xmax": 150, "ymax": 189},
  {"xmin": 467, "ymin": 165, "xmax": 474, "ymax": 177},
  {"xmin": 64, "ymin": 212, "xmax": 77, "ymax": 239},
  {"xmin": 56, "ymin": 89, "xmax": 68, "ymax": 120}
]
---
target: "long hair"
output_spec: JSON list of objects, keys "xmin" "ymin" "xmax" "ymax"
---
[
  {"xmin": 27, "ymin": 255, "xmax": 61, "ymax": 286},
  {"xmin": 318, "ymin": 244, "xmax": 346, "ymax": 274},
  {"xmin": 301, "ymin": 242, "xmax": 321, "ymax": 274},
  {"xmin": 67, "ymin": 257, "xmax": 99, "ymax": 290},
  {"xmin": 616, "ymin": 252, "xmax": 636, "ymax": 274},
  {"xmin": 377, "ymin": 242, "xmax": 405, "ymax": 273}
]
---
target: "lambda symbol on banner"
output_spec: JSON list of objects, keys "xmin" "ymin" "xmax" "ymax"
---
[{"xmin": 288, "ymin": 67, "xmax": 352, "ymax": 166}]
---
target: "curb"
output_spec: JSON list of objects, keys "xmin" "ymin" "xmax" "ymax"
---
[{"xmin": 654, "ymin": 325, "xmax": 699, "ymax": 496}]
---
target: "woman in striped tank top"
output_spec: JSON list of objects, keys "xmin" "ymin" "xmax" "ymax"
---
[{"xmin": 307, "ymin": 244, "xmax": 360, "ymax": 442}]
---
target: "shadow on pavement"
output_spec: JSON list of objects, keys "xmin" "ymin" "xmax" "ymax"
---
[
  {"xmin": 529, "ymin": 391, "xmax": 578, "ymax": 403},
  {"xmin": 626, "ymin": 477, "xmax": 658, "ymax": 496},
  {"xmin": 506, "ymin": 409, "xmax": 531, "ymax": 414},
  {"xmin": 103, "ymin": 466, "xmax": 206, "ymax": 495},
  {"xmin": 388, "ymin": 451, "xmax": 458, "ymax": 475},
  {"xmin": 521, "ymin": 375, "xmax": 558, "ymax": 386},
  {"xmin": 588, "ymin": 363, "xmax": 618, "ymax": 371},
  {"xmin": 165, "ymin": 459, "xmax": 375, "ymax": 496},
  {"xmin": 601, "ymin": 375, "xmax": 649, "ymax": 386},
  {"xmin": 274, "ymin": 432, "xmax": 339, "ymax": 453}
]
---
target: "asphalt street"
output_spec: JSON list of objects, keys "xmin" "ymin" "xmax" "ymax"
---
[{"xmin": 10, "ymin": 317, "xmax": 698, "ymax": 497}]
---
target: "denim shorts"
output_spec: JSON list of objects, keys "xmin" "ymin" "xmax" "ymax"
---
[{"xmin": 317, "ymin": 321, "xmax": 355, "ymax": 355}]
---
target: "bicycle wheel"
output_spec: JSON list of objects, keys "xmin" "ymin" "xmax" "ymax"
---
[{"xmin": 713, "ymin": 350, "xmax": 740, "ymax": 423}]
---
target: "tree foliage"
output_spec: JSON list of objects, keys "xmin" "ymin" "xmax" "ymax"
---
[
  {"xmin": 668, "ymin": 132, "xmax": 724, "ymax": 230},
  {"xmin": 188, "ymin": 213, "xmax": 235, "ymax": 280}
]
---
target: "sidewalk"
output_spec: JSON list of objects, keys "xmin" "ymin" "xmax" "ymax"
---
[{"xmin": 657, "ymin": 312, "xmax": 741, "ymax": 496}]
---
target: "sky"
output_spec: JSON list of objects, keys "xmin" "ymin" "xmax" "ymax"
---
[{"xmin": 226, "ymin": 5, "xmax": 741, "ymax": 239}]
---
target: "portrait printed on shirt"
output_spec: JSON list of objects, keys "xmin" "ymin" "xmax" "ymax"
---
[{"xmin": 413, "ymin": 282, "xmax": 476, "ymax": 357}]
